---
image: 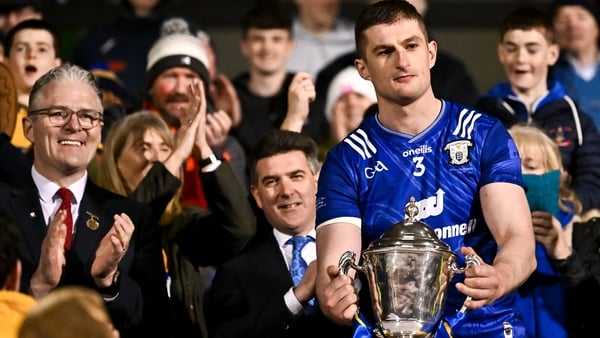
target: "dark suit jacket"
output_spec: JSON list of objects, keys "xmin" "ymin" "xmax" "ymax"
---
[
  {"xmin": 205, "ymin": 234, "xmax": 352, "ymax": 338},
  {"xmin": 0, "ymin": 178, "xmax": 170, "ymax": 338}
]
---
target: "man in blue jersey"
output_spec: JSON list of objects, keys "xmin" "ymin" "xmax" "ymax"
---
[{"xmin": 314, "ymin": 1, "xmax": 536, "ymax": 338}]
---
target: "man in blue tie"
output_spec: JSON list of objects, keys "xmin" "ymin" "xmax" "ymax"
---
[{"xmin": 205, "ymin": 130, "xmax": 351, "ymax": 338}]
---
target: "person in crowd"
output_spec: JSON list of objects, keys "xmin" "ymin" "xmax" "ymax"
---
[
  {"xmin": 509, "ymin": 124, "xmax": 600, "ymax": 338},
  {"xmin": 205, "ymin": 130, "xmax": 351, "ymax": 338},
  {"xmin": 98, "ymin": 81, "xmax": 256, "ymax": 338},
  {"xmin": 321, "ymin": 65, "xmax": 376, "ymax": 156},
  {"xmin": 476, "ymin": 6, "xmax": 600, "ymax": 213},
  {"xmin": 315, "ymin": 2, "xmax": 536, "ymax": 337},
  {"xmin": 550, "ymin": 0, "xmax": 600, "ymax": 130},
  {"xmin": 159, "ymin": 16, "xmax": 242, "ymax": 129},
  {"xmin": 286, "ymin": 0, "xmax": 355, "ymax": 80},
  {"xmin": 508, "ymin": 124, "xmax": 582, "ymax": 338},
  {"xmin": 71, "ymin": 0, "xmax": 169, "ymax": 100},
  {"xmin": 144, "ymin": 24, "xmax": 247, "ymax": 207},
  {"xmin": 0, "ymin": 63, "xmax": 168, "ymax": 338},
  {"xmin": 0, "ymin": 207, "xmax": 36, "ymax": 338},
  {"xmin": 232, "ymin": 3, "xmax": 328, "ymax": 157},
  {"xmin": 0, "ymin": 0, "xmax": 42, "ymax": 61},
  {"xmin": 2, "ymin": 19, "xmax": 61, "ymax": 151},
  {"xmin": 18, "ymin": 286, "xmax": 119, "ymax": 338}
]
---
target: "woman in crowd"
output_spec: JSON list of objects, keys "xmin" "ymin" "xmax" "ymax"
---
[{"xmin": 97, "ymin": 82, "xmax": 256, "ymax": 338}]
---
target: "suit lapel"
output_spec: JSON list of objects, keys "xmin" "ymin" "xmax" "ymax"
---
[{"xmin": 10, "ymin": 185, "xmax": 47, "ymax": 265}]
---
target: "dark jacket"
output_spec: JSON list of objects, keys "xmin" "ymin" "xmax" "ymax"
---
[
  {"xmin": 476, "ymin": 81, "xmax": 600, "ymax": 211},
  {"xmin": 232, "ymin": 72, "xmax": 329, "ymax": 156},
  {"xmin": 0, "ymin": 179, "xmax": 169, "ymax": 338},
  {"xmin": 551, "ymin": 217, "xmax": 600, "ymax": 338},
  {"xmin": 205, "ymin": 234, "xmax": 351, "ymax": 338},
  {"xmin": 131, "ymin": 161, "xmax": 256, "ymax": 338}
]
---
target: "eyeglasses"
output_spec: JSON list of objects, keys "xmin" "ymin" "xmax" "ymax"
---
[{"xmin": 28, "ymin": 106, "xmax": 104, "ymax": 130}]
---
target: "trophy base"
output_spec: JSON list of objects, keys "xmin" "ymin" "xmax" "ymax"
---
[{"xmin": 376, "ymin": 321, "xmax": 434, "ymax": 338}]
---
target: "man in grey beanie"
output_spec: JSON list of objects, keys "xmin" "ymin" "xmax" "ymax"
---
[{"xmin": 144, "ymin": 25, "xmax": 248, "ymax": 208}]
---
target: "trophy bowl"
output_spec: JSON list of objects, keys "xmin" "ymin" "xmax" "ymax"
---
[{"xmin": 339, "ymin": 197, "xmax": 479, "ymax": 338}]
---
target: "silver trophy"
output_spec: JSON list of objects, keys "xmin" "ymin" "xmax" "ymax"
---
[{"xmin": 338, "ymin": 197, "xmax": 479, "ymax": 338}]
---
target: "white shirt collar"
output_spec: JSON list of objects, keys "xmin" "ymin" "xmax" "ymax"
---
[{"xmin": 31, "ymin": 166, "xmax": 87, "ymax": 206}]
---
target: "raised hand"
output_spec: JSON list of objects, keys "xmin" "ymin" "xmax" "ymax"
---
[
  {"xmin": 165, "ymin": 81, "xmax": 206, "ymax": 176},
  {"xmin": 210, "ymin": 73, "xmax": 242, "ymax": 128},
  {"xmin": 281, "ymin": 72, "xmax": 316, "ymax": 133},
  {"xmin": 29, "ymin": 210, "xmax": 68, "ymax": 298},
  {"xmin": 91, "ymin": 213, "xmax": 134, "ymax": 288}
]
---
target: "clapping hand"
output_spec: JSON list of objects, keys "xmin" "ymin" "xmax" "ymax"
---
[
  {"xmin": 91, "ymin": 213, "xmax": 134, "ymax": 288},
  {"xmin": 29, "ymin": 210, "xmax": 69, "ymax": 298}
]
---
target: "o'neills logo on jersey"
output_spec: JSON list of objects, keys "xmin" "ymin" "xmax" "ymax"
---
[
  {"xmin": 434, "ymin": 219, "xmax": 477, "ymax": 240},
  {"xmin": 402, "ymin": 144, "xmax": 432, "ymax": 158},
  {"xmin": 443, "ymin": 139, "xmax": 473, "ymax": 165}
]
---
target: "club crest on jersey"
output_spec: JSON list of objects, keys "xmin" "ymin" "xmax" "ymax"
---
[{"xmin": 443, "ymin": 139, "xmax": 473, "ymax": 165}]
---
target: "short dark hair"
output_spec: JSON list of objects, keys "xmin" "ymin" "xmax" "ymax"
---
[
  {"xmin": 500, "ymin": 7, "xmax": 556, "ymax": 44},
  {"xmin": 248, "ymin": 130, "xmax": 319, "ymax": 185},
  {"xmin": 241, "ymin": 3, "xmax": 292, "ymax": 38},
  {"xmin": 354, "ymin": 0, "xmax": 426, "ymax": 59},
  {"xmin": 3, "ymin": 19, "xmax": 60, "ymax": 58},
  {"xmin": 0, "ymin": 206, "xmax": 21, "ymax": 286}
]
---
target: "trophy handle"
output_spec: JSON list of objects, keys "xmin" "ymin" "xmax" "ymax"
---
[
  {"xmin": 338, "ymin": 251, "xmax": 365, "ymax": 276},
  {"xmin": 449, "ymin": 254, "xmax": 481, "ymax": 314}
]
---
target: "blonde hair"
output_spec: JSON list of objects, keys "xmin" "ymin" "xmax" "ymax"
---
[
  {"xmin": 18, "ymin": 286, "xmax": 117, "ymax": 338},
  {"xmin": 509, "ymin": 124, "xmax": 582, "ymax": 214},
  {"xmin": 98, "ymin": 110, "xmax": 183, "ymax": 224}
]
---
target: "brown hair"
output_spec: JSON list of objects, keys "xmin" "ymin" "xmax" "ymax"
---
[{"xmin": 19, "ymin": 286, "xmax": 117, "ymax": 338}]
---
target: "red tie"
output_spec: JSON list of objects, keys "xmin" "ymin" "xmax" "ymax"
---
[{"xmin": 56, "ymin": 188, "xmax": 74, "ymax": 250}]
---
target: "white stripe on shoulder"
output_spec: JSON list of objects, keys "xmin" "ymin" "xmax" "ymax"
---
[
  {"xmin": 344, "ymin": 128, "xmax": 377, "ymax": 160},
  {"xmin": 316, "ymin": 216, "xmax": 362, "ymax": 230},
  {"xmin": 452, "ymin": 108, "xmax": 481, "ymax": 139}
]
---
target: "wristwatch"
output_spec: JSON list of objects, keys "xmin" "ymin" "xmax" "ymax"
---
[{"xmin": 199, "ymin": 153, "xmax": 219, "ymax": 168}]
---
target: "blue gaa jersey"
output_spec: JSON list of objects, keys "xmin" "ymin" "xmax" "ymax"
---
[{"xmin": 316, "ymin": 100, "xmax": 525, "ymax": 335}]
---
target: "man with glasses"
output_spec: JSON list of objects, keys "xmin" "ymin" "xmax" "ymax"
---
[{"xmin": 0, "ymin": 63, "xmax": 169, "ymax": 338}]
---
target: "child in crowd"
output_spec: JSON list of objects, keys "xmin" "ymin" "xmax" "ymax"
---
[
  {"xmin": 2, "ymin": 18, "xmax": 60, "ymax": 151},
  {"xmin": 475, "ymin": 6, "xmax": 600, "ymax": 213},
  {"xmin": 509, "ymin": 124, "xmax": 581, "ymax": 338}
]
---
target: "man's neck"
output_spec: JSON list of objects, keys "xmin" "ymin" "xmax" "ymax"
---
[{"xmin": 377, "ymin": 91, "xmax": 441, "ymax": 136}]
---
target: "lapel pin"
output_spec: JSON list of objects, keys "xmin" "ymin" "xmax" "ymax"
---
[
  {"xmin": 85, "ymin": 211, "xmax": 100, "ymax": 230},
  {"xmin": 29, "ymin": 212, "xmax": 36, "ymax": 218}
]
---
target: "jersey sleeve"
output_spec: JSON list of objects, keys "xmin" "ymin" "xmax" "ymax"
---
[
  {"xmin": 479, "ymin": 120, "xmax": 524, "ymax": 188},
  {"xmin": 316, "ymin": 147, "xmax": 363, "ymax": 229}
]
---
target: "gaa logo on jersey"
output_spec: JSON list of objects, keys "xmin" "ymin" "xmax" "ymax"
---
[{"xmin": 443, "ymin": 139, "xmax": 473, "ymax": 165}]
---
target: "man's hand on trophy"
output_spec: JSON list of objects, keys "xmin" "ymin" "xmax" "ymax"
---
[
  {"xmin": 455, "ymin": 246, "xmax": 503, "ymax": 311},
  {"xmin": 317, "ymin": 265, "xmax": 358, "ymax": 326}
]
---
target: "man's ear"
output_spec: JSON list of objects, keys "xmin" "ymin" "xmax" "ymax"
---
[
  {"xmin": 250, "ymin": 185, "xmax": 263, "ymax": 209},
  {"xmin": 23, "ymin": 116, "xmax": 34, "ymax": 143},
  {"xmin": 3, "ymin": 260, "xmax": 21, "ymax": 291},
  {"xmin": 427, "ymin": 40, "xmax": 438, "ymax": 69},
  {"xmin": 355, "ymin": 59, "xmax": 370, "ymax": 81}
]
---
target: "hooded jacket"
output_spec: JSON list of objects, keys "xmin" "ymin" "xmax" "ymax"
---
[{"xmin": 476, "ymin": 80, "xmax": 600, "ymax": 212}]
